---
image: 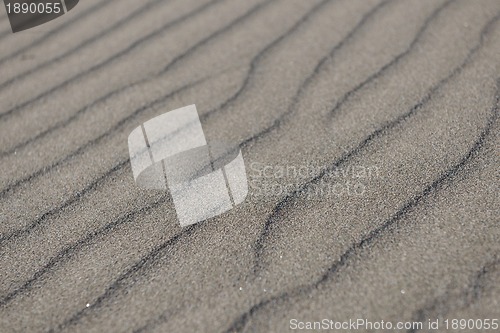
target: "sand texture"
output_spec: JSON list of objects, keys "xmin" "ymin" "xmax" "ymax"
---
[{"xmin": 0, "ymin": 0, "xmax": 499, "ymax": 332}]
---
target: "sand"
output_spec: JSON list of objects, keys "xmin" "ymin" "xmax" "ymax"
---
[{"xmin": 0, "ymin": 0, "xmax": 499, "ymax": 332}]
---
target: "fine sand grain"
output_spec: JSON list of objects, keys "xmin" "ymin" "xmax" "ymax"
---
[{"xmin": 0, "ymin": 0, "xmax": 499, "ymax": 332}]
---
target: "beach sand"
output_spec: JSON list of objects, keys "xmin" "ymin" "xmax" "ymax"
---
[{"xmin": 0, "ymin": 0, "xmax": 499, "ymax": 332}]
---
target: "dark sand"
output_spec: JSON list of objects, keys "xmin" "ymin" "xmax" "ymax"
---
[{"xmin": 0, "ymin": 0, "xmax": 499, "ymax": 332}]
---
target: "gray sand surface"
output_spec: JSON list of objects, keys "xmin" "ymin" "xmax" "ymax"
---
[{"xmin": 0, "ymin": 0, "xmax": 499, "ymax": 332}]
